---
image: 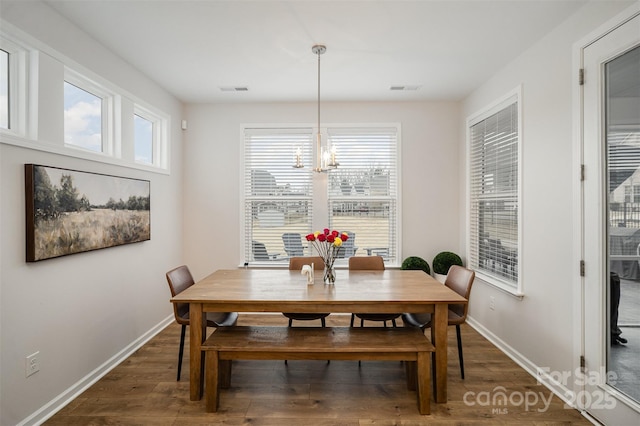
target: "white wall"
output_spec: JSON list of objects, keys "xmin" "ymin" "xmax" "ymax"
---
[
  {"xmin": 0, "ymin": 2, "xmax": 184, "ymax": 425},
  {"xmin": 182, "ymin": 101, "xmax": 461, "ymax": 280},
  {"xmin": 461, "ymin": 0, "xmax": 634, "ymax": 391}
]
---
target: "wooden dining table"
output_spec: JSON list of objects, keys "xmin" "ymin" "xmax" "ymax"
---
[{"xmin": 170, "ymin": 268, "xmax": 467, "ymax": 404}]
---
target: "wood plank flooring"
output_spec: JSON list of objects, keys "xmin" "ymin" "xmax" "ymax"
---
[{"xmin": 44, "ymin": 314, "xmax": 591, "ymax": 425}]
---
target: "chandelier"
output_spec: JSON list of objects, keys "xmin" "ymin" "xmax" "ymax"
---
[{"xmin": 294, "ymin": 44, "xmax": 338, "ymax": 171}]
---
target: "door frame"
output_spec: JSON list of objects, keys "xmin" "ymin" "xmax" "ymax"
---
[{"xmin": 574, "ymin": 2, "xmax": 640, "ymax": 423}]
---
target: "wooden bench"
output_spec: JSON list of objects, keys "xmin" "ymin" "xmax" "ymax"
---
[{"xmin": 202, "ymin": 326, "xmax": 434, "ymax": 414}]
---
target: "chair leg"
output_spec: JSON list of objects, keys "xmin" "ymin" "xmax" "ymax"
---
[
  {"xmin": 321, "ymin": 317, "xmax": 326, "ymax": 327},
  {"xmin": 360, "ymin": 318, "xmax": 364, "ymax": 327},
  {"xmin": 392, "ymin": 318, "xmax": 397, "ymax": 328},
  {"xmin": 288, "ymin": 318, "xmax": 293, "ymax": 327},
  {"xmin": 350, "ymin": 314, "xmax": 355, "ymax": 327},
  {"xmin": 177, "ymin": 324, "xmax": 186, "ymax": 381},
  {"xmin": 456, "ymin": 324, "xmax": 465, "ymax": 379}
]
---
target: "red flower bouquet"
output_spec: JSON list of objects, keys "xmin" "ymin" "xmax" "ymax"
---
[{"xmin": 305, "ymin": 228, "xmax": 349, "ymax": 284}]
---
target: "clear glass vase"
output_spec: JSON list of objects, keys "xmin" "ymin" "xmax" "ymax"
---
[{"xmin": 323, "ymin": 265, "xmax": 336, "ymax": 284}]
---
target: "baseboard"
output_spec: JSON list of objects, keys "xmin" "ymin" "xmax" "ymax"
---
[
  {"xmin": 466, "ymin": 316, "xmax": 585, "ymax": 414},
  {"xmin": 18, "ymin": 314, "xmax": 175, "ymax": 426}
]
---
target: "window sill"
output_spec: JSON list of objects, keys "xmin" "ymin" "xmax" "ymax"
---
[
  {"xmin": 0, "ymin": 132, "xmax": 170, "ymax": 175},
  {"xmin": 475, "ymin": 270, "xmax": 524, "ymax": 299}
]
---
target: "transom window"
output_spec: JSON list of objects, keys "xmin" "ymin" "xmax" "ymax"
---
[
  {"xmin": 0, "ymin": 34, "xmax": 29, "ymax": 137},
  {"xmin": 468, "ymin": 91, "xmax": 521, "ymax": 293},
  {"xmin": 1, "ymin": 27, "xmax": 170, "ymax": 173},
  {"xmin": 63, "ymin": 72, "xmax": 113, "ymax": 154},
  {"xmin": 0, "ymin": 48, "xmax": 8, "ymax": 130}
]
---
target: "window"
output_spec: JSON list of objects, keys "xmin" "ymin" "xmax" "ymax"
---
[
  {"xmin": 134, "ymin": 114, "xmax": 153, "ymax": 163},
  {"xmin": 242, "ymin": 125, "xmax": 401, "ymax": 266},
  {"xmin": 1, "ymin": 29, "xmax": 170, "ymax": 172},
  {"xmin": 243, "ymin": 128, "xmax": 314, "ymax": 263},
  {"xmin": 468, "ymin": 91, "xmax": 521, "ymax": 292},
  {"xmin": 0, "ymin": 34, "xmax": 29, "ymax": 136},
  {"xmin": 0, "ymin": 48, "xmax": 8, "ymax": 129},
  {"xmin": 133, "ymin": 104, "xmax": 168, "ymax": 168},
  {"xmin": 327, "ymin": 127, "xmax": 399, "ymax": 264},
  {"xmin": 63, "ymin": 80, "xmax": 106, "ymax": 153}
]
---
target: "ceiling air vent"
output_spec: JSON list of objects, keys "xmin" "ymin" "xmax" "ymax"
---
[
  {"xmin": 390, "ymin": 85, "xmax": 421, "ymax": 91},
  {"xmin": 220, "ymin": 86, "xmax": 249, "ymax": 92}
]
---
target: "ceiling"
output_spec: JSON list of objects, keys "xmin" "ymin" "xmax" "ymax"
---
[{"xmin": 40, "ymin": 0, "xmax": 589, "ymax": 104}]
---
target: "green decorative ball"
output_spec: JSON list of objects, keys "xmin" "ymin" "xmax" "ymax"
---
[
  {"xmin": 432, "ymin": 251, "xmax": 463, "ymax": 275},
  {"xmin": 401, "ymin": 256, "xmax": 431, "ymax": 275}
]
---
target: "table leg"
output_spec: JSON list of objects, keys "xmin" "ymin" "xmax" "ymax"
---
[
  {"xmin": 432, "ymin": 303, "xmax": 448, "ymax": 403},
  {"xmin": 205, "ymin": 350, "xmax": 219, "ymax": 412},
  {"xmin": 417, "ymin": 351, "xmax": 431, "ymax": 415},
  {"xmin": 189, "ymin": 302, "xmax": 205, "ymax": 401}
]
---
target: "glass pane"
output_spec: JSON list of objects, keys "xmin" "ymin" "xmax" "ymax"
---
[
  {"xmin": 64, "ymin": 81, "xmax": 102, "ymax": 152},
  {"xmin": 248, "ymin": 200, "xmax": 311, "ymax": 262},
  {"xmin": 329, "ymin": 200, "xmax": 394, "ymax": 262},
  {"xmin": 469, "ymin": 101, "xmax": 519, "ymax": 285},
  {"xmin": 134, "ymin": 114, "xmax": 153, "ymax": 164},
  {"xmin": 244, "ymin": 130, "xmax": 314, "ymax": 263},
  {"xmin": 606, "ymin": 44, "xmax": 640, "ymax": 404},
  {"xmin": 0, "ymin": 49, "xmax": 8, "ymax": 129}
]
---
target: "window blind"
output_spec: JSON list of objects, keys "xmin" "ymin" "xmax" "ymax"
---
[
  {"xmin": 327, "ymin": 126, "xmax": 399, "ymax": 264},
  {"xmin": 243, "ymin": 128, "xmax": 314, "ymax": 263},
  {"xmin": 469, "ymin": 101, "xmax": 519, "ymax": 286}
]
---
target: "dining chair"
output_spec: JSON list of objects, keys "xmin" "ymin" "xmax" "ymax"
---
[
  {"xmin": 401, "ymin": 265, "xmax": 475, "ymax": 379},
  {"xmin": 349, "ymin": 255, "xmax": 401, "ymax": 327},
  {"xmin": 282, "ymin": 233, "xmax": 306, "ymax": 257},
  {"xmin": 283, "ymin": 256, "xmax": 329, "ymax": 326},
  {"xmin": 166, "ymin": 265, "xmax": 238, "ymax": 381}
]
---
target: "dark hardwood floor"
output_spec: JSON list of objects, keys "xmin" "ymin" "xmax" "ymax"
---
[{"xmin": 44, "ymin": 314, "xmax": 591, "ymax": 425}]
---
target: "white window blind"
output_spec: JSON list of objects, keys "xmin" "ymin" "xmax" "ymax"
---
[
  {"xmin": 243, "ymin": 128, "xmax": 314, "ymax": 264},
  {"xmin": 327, "ymin": 126, "xmax": 399, "ymax": 265},
  {"xmin": 469, "ymin": 99, "xmax": 519, "ymax": 288}
]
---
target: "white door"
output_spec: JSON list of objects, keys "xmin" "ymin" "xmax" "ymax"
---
[{"xmin": 583, "ymin": 8, "xmax": 640, "ymax": 425}]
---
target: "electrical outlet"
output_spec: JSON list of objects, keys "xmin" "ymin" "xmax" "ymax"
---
[
  {"xmin": 26, "ymin": 351, "xmax": 40, "ymax": 377},
  {"xmin": 489, "ymin": 296, "xmax": 496, "ymax": 311}
]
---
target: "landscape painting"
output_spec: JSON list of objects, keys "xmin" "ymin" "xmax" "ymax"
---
[{"xmin": 25, "ymin": 164, "xmax": 150, "ymax": 262}]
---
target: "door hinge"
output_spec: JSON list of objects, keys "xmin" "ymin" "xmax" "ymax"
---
[
  {"xmin": 580, "ymin": 260, "xmax": 585, "ymax": 277},
  {"xmin": 579, "ymin": 68, "xmax": 585, "ymax": 86},
  {"xmin": 580, "ymin": 355, "xmax": 586, "ymax": 369},
  {"xmin": 581, "ymin": 164, "xmax": 585, "ymax": 181}
]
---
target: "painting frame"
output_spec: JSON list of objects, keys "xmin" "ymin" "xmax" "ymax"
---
[{"xmin": 25, "ymin": 164, "xmax": 151, "ymax": 262}]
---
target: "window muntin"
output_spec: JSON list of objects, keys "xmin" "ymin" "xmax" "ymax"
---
[
  {"xmin": 468, "ymin": 94, "xmax": 521, "ymax": 292},
  {"xmin": 327, "ymin": 127, "xmax": 399, "ymax": 264},
  {"xmin": 0, "ymin": 48, "xmax": 8, "ymax": 129},
  {"xmin": 63, "ymin": 80, "xmax": 104, "ymax": 153}
]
